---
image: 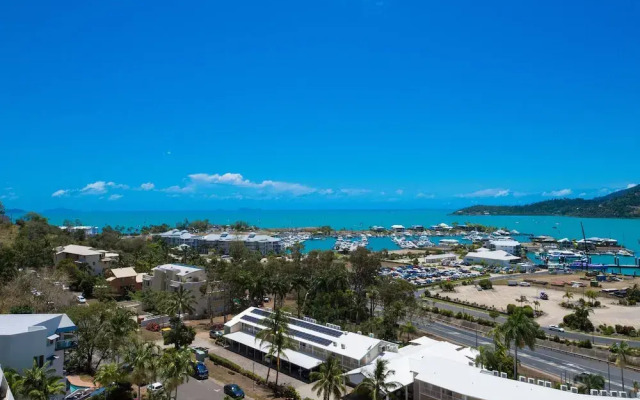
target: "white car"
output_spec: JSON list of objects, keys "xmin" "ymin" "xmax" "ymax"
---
[
  {"xmin": 76, "ymin": 295, "xmax": 86, "ymax": 304},
  {"xmin": 147, "ymin": 382, "xmax": 163, "ymax": 393},
  {"xmin": 548, "ymin": 325, "xmax": 564, "ymax": 332},
  {"xmin": 519, "ymin": 281, "xmax": 531, "ymax": 287}
]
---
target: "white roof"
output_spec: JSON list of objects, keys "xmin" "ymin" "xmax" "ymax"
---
[
  {"xmin": 56, "ymin": 244, "xmax": 102, "ymax": 256},
  {"xmin": 0, "ymin": 314, "xmax": 76, "ymax": 335},
  {"xmin": 202, "ymin": 233, "xmax": 281, "ymax": 243},
  {"xmin": 465, "ymin": 250, "xmax": 520, "ymax": 262},
  {"xmin": 345, "ymin": 337, "xmax": 478, "ymax": 388},
  {"xmin": 424, "ymin": 253, "xmax": 457, "ymax": 261},
  {"xmin": 225, "ymin": 331, "xmax": 323, "ymax": 370},
  {"xmin": 226, "ymin": 307, "xmax": 390, "ymax": 360},
  {"xmin": 414, "ymin": 357, "xmax": 594, "ymax": 400},
  {"xmin": 390, "ymin": 225, "xmax": 405, "ymax": 229},
  {"xmin": 152, "ymin": 263, "xmax": 203, "ymax": 276},
  {"xmin": 489, "ymin": 239, "xmax": 520, "ymax": 247}
]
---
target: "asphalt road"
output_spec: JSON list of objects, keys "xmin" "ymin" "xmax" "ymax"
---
[
  {"xmin": 412, "ymin": 318, "xmax": 640, "ymax": 392},
  {"xmin": 415, "ymin": 292, "xmax": 640, "ymax": 347},
  {"xmin": 178, "ymin": 377, "xmax": 236, "ymax": 400}
]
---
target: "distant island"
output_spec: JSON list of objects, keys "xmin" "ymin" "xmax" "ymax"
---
[{"xmin": 454, "ymin": 185, "xmax": 640, "ymax": 218}]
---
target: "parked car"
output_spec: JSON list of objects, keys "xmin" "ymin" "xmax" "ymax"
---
[
  {"xmin": 76, "ymin": 295, "xmax": 86, "ymax": 304},
  {"xmin": 548, "ymin": 325, "xmax": 564, "ymax": 332},
  {"xmin": 191, "ymin": 361, "xmax": 209, "ymax": 379},
  {"xmin": 539, "ymin": 292, "xmax": 549, "ymax": 300},
  {"xmin": 224, "ymin": 384, "xmax": 245, "ymax": 399},
  {"xmin": 147, "ymin": 382, "xmax": 163, "ymax": 393},
  {"xmin": 209, "ymin": 330, "xmax": 223, "ymax": 339},
  {"xmin": 519, "ymin": 281, "xmax": 531, "ymax": 287}
]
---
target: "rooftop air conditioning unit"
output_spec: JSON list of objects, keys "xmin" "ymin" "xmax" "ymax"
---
[
  {"xmin": 519, "ymin": 376, "xmax": 527, "ymax": 382},
  {"xmin": 560, "ymin": 385, "xmax": 568, "ymax": 391},
  {"xmin": 537, "ymin": 380, "xmax": 545, "ymax": 386},
  {"xmin": 357, "ymin": 331, "xmax": 362, "ymax": 335},
  {"xmin": 610, "ymin": 392, "xmax": 619, "ymax": 398},
  {"xmin": 599, "ymin": 390, "xmax": 609, "ymax": 396},
  {"xmin": 570, "ymin": 387, "xmax": 578, "ymax": 394},
  {"xmin": 368, "ymin": 333, "xmax": 374, "ymax": 338},
  {"xmin": 493, "ymin": 371, "xmax": 499, "ymax": 377},
  {"xmin": 341, "ymin": 344, "xmax": 345, "ymax": 350},
  {"xmin": 591, "ymin": 389, "xmax": 600, "ymax": 395},
  {"xmin": 333, "ymin": 342, "xmax": 337, "ymax": 347},
  {"xmin": 545, "ymin": 381, "xmax": 552, "ymax": 388},
  {"xmin": 528, "ymin": 378, "xmax": 535, "ymax": 384},
  {"xmin": 619, "ymin": 392, "xmax": 628, "ymax": 398},
  {"xmin": 500, "ymin": 372, "xmax": 508, "ymax": 379}
]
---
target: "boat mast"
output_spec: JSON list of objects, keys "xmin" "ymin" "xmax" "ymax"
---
[{"xmin": 580, "ymin": 222, "xmax": 590, "ymax": 270}]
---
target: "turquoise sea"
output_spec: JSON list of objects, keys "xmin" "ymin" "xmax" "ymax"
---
[{"xmin": 28, "ymin": 209, "xmax": 640, "ymax": 254}]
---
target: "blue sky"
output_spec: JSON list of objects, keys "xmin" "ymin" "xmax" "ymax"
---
[{"xmin": 1, "ymin": 0, "xmax": 638, "ymax": 211}]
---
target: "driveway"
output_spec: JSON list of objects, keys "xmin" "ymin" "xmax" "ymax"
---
[{"xmin": 178, "ymin": 377, "xmax": 238, "ymax": 400}]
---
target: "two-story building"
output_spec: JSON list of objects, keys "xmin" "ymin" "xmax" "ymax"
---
[
  {"xmin": 142, "ymin": 263, "xmax": 224, "ymax": 318},
  {"xmin": 488, "ymin": 239, "xmax": 522, "ymax": 256},
  {"xmin": 105, "ymin": 267, "xmax": 141, "ymax": 296},
  {"xmin": 223, "ymin": 307, "xmax": 397, "ymax": 378},
  {"xmin": 54, "ymin": 245, "xmax": 119, "ymax": 275},
  {"xmin": 0, "ymin": 314, "xmax": 77, "ymax": 377}
]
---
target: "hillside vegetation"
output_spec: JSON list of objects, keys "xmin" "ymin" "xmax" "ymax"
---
[{"xmin": 454, "ymin": 186, "xmax": 640, "ymax": 218}]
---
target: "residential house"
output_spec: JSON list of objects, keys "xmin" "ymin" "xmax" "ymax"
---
[
  {"xmin": 0, "ymin": 314, "xmax": 77, "ymax": 378},
  {"xmin": 54, "ymin": 245, "xmax": 119, "ymax": 275},
  {"xmin": 105, "ymin": 267, "xmax": 140, "ymax": 296}
]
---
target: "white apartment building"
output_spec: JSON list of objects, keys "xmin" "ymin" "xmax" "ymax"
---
[
  {"xmin": 158, "ymin": 230, "xmax": 284, "ymax": 255},
  {"xmin": 142, "ymin": 263, "xmax": 224, "ymax": 317},
  {"xmin": 224, "ymin": 307, "xmax": 397, "ymax": 376},
  {"xmin": 54, "ymin": 244, "xmax": 119, "ymax": 275},
  {"xmin": 488, "ymin": 239, "xmax": 522, "ymax": 256},
  {"xmin": 0, "ymin": 314, "xmax": 77, "ymax": 378},
  {"xmin": 58, "ymin": 226, "xmax": 99, "ymax": 237}
]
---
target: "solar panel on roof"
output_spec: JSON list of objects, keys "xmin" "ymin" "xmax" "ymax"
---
[
  {"xmin": 242, "ymin": 314, "xmax": 333, "ymax": 346},
  {"xmin": 241, "ymin": 315, "xmax": 263, "ymax": 325}
]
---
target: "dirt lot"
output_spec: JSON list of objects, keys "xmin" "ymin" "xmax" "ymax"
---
[
  {"xmin": 437, "ymin": 283, "xmax": 640, "ymax": 327},
  {"xmin": 507, "ymin": 272, "xmax": 640, "ymax": 290}
]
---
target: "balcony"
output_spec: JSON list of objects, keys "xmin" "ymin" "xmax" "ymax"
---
[{"xmin": 55, "ymin": 339, "xmax": 78, "ymax": 350}]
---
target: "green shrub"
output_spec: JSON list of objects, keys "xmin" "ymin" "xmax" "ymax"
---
[{"xmin": 478, "ymin": 279, "xmax": 493, "ymax": 290}]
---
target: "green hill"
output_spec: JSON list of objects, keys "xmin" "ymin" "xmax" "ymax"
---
[{"xmin": 454, "ymin": 185, "xmax": 640, "ymax": 218}]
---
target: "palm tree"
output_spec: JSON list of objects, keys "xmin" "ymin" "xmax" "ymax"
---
[
  {"xmin": 575, "ymin": 373, "xmax": 605, "ymax": 394},
  {"xmin": 584, "ymin": 289, "xmax": 598, "ymax": 306},
  {"xmin": 399, "ymin": 321, "xmax": 417, "ymax": 343},
  {"xmin": 563, "ymin": 290, "xmax": 574, "ymax": 301},
  {"xmin": 94, "ymin": 363, "xmax": 126, "ymax": 399},
  {"xmin": 310, "ymin": 356, "xmax": 346, "ymax": 400},
  {"xmin": 255, "ymin": 308, "xmax": 294, "ymax": 387},
  {"xmin": 632, "ymin": 381, "xmax": 639, "ymax": 395},
  {"xmin": 532, "ymin": 300, "xmax": 540, "ymax": 315},
  {"xmin": 499, "ymin": 308, "xmax": 538, "ymax": 379},
  {"xmin": 3, "ymin": 368, "xmax": 23, "ymax": 396},
  {"xmin": 124, "ymin": 339, "xmax": 160, "ymax": 400},
  {"xmin": 611, "ymin": 341, "xmax": 631, "ymax": 392},
  {"xmin": 19, "ymin": 360, "xmax": 66, "ymax": 400},
  {"xmin": 163, "ymin": 285, "xmax": 196, "ymax": 319},
  {"xmin": 355, "ymin": 359, "xmax": 401, "ymax": 400},
  {"xmin": 160, "ymin": 348, "xmax": 193, "ymax": 400}
]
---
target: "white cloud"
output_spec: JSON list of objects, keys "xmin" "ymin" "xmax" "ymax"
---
[
  {"xmin": 416, "ymin": 193, "xmax": 435, "ymax": 199},
  {"xmin": 578, "ymin": 192, "xmax": 587, "ymax": 197},
  {"xmin": 162, "ymin": 185, "xmax": 196, "ymax": 194},
  {"xmin": 542, "ymin": 188, "xmax": 572, "ymax": 197},
  {"xmin": 188, "ymin": 172, "xmax": 318, "ymax": 196},
  {"xmin": 52, "ymin": 189, "xmax": 69, "ymax": 197},
  {"xmin": 457, "ymin": 188, "xmax": 511, "ymax": 198},
  {"xmin": 627, "ymin": 183, "xmax": 637, "ymax": 189},
  {"xmin": 395, "ymin": 189, "xmax": 404, "ymax": 195},
  {"xmin": 339, "ymin": 188, "xmax": 371, "ymax": 196},
  {"xmin": 108, "ymin": 194, "xmax": 123, "ymax": 201},
  {"xmin": 140, "ymin": 182, "xmax": 155, "ymax": 191},
  {"xmin": 80, "ymin": 181, "xmax": 128, "ymax": 195}
]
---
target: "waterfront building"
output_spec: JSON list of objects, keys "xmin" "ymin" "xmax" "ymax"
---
[
  {"xmin": 141, "ymin": 263, "xmax": 224, "ymax": 318},
  {"xmin": 223, "ymin": 307, "xmax": 397, "ymax": 376},
  {"xmin": 157, "ymin": 230, "xmax": 284, "ymax": 255},
  {"xmin": 58, "ymin": 225, "xmax": 99, "ymax": 236},
  {"xmin": 0, "ymin": 314, "xmax": 77, "ymax": 377},
  {"xmin": 54, "ymin": 244, "xmax": 119, "ymax": 275},
  {"xmin": 463, "ymin": 248, "xmax": 520, "ymax": 268},
  {"xmin": 391, "ymin": 225, "xmax": 406, "ymax": 233},
  {"xmin": 488, "ymin": 239, "xmax": 522, "ymax": 256}
]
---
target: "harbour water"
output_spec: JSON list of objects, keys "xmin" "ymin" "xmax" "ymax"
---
[{"xmin": 23, "ymin": 208, "xmax": 640, "ymax": 253}]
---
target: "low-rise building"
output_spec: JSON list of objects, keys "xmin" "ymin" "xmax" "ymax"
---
[
  {"xmin": 54, "ymin": 245, "xmax": 119, "ymax": 275},
  {"xmin": 142, "ymin": 263, "xmax": 224, "ymax": 318},
  {"xmin": 0, "ymin": 314, "xmax": 77, "ymax": 377},
  {"xmin": 391, "ymin": 225, "xmax": 405, "ymax": 233},
  {"xmin": 488, "ymin": 239, "xmax": 522, "ymax": 256},
  {"xmin": 224, "ymin": 307, "xmax": 397, "ymax": 375},
  {"xmin": 105, "ymin": 267, "xmax": 140, "ymax": 296},
  {"xmin": 464, "ymin": 248, "xmax": 520, "ymax": 268},
  {"xmin": 59, "ymin": 226, "xmax": 99, "ymax": 236},
  {"xmin": 200, "ymin": 232, "xmax": 283, "ymax": 255}
]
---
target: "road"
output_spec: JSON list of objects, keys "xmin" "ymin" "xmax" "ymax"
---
[
  {"xmin": 415, "ymin": 292, "xmax": 640, "ymax": 347},
  {"xmin": 412, "ymin": 318, "xmax": 640, "ymax": 392}
]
